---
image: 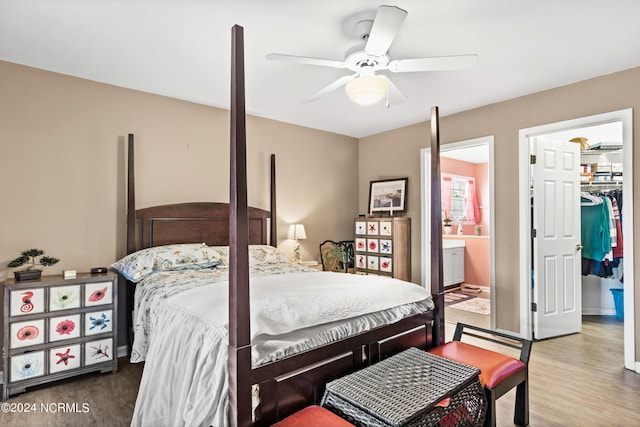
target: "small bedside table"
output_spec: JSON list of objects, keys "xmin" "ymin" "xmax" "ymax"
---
[
  {"xmin": 298, "ymin": 261, "xmax": 322, "ymax": 271},
  {"xmin": 2, "ymin": 273, "xmax": 118, "ymax": 400}
]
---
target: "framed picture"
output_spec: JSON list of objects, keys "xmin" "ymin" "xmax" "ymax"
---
[{"xmin": 368, "ymin": 178, "xmax": 408, "ymax": 215}]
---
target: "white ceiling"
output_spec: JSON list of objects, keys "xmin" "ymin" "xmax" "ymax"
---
[{"xmin": 2, "ymin": 1, "xmax": 640, "ymax": 138}]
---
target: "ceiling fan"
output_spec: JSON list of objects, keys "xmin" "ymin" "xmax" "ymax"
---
[{"xmin": 266, "ymin": 5, "xmax": 478, "ymax": 107}]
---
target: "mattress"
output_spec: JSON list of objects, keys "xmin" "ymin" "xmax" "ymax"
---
[{"xmin": 128, "ymin": 262, "xmax": 433, "ymax": 426}]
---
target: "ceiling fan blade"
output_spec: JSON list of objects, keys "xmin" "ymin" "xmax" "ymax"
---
[
  {"xmin": 388, "ymin": 54, "xmax": 478, "ymax": 72},
  {"xmin": 379, "ymin": 75, "xmax": 407, "ymax": 107},
  {"xmin": 266, "ymin": 53, "xmax": 346, "ymax": 68},
  {"xmin": 305, "ymin": 74, "xmax": 357, "ymax": 103},
  {"xmin": 364, "ymin": 5, "xmax": 408, "ymax": 57}
]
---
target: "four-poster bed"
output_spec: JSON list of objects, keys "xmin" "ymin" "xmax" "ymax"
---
[{"xmin": 116, "ymin": 25, "xmax": 446, "ymax": 427}]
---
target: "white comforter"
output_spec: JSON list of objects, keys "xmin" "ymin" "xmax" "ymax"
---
[{"xmin": 130, "ymin": 265, "xmax": 433, "ymax": 427}]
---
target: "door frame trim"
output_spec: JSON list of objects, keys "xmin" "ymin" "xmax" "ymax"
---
[
  {"xmin": 518, "ymin": 108, "xmax": 636, "ymax": 370},
  {"xmin": 421, "ymin": 135, "xmax": 496, "ymax": 328}
]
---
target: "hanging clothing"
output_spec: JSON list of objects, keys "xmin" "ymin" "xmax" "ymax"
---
[
  {"xmin": 611, "ymin": 197, "xmax": 624, "ymax": 258},
  {"xmin": 602, "ymin": 197, "xmax": 616, "ymax": 260},
  {"xmin": 580, "ymin": 190, "xmax": 623, "ymax": 279},
  {"xmin": 580, "ymin": 196, "xmax": 611, "ymax": 262}
]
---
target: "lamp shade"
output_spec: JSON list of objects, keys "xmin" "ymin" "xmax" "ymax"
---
[
  {"xmin": 345, "ymin": 75, "xmax": 388, "ymax": 106},
  {"xmin": 287, "ymin": 224, "xmax": 307, "ymax": 240}
]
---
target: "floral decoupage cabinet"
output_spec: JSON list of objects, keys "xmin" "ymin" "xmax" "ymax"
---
[
  {"xmin": 353, "ymin": 217, "xmax": 411, "ymax": 281},
  {"xmin": 3, "ymin": 273, "xmax": 117, "ymax": 400}
]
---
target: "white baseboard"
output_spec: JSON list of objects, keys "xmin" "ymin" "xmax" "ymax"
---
[
  {"xmin": 117, "ymin": 345, "xmax": 128, "ymax": 359},
  {"xmin": 582, "ymin": 308, "xmax": 617, "ymax": 316}
]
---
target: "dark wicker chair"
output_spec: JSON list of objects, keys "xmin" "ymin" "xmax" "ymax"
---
[
  {"xmin": 320, "ymin": 240, "xmax": 352, "ymax": 272},
  {"xmin": 429, "ymin": 322, "xmax": 532, "ymax": 427}
]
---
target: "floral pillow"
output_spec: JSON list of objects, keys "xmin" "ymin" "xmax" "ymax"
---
[
  {"xmin": 249, "ymin": 245, "xmax": 288, "ymax": 265},
  {"xmin": 111, "ymin": 243, "xmax": 223, "ymax": 283},
  {"xmin": 206, "ymin": 245, "xmax": 287, "ymax": 266}
]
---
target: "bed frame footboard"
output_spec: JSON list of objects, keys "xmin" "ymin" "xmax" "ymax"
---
[{"xmin": 251, "ymin": 312, "xmax": 434, "ymax": 425}]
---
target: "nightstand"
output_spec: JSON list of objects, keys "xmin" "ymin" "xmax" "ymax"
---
[
  {"xmin": 299, "ymin": 261, "xmax": 322, "ymax": 271},
  {"xmin": 2, "ymin": 273, "xmax": 117, "ymax": 400}
]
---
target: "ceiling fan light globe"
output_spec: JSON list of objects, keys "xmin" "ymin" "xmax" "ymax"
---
[{"xmin": 345, "ymin": 75, "xmax": 388, "ymax": 106}]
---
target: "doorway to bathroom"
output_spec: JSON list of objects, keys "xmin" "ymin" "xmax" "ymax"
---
[{"xmin": 421, "ymin": 136, "xmax": 495, "ymax": 330}]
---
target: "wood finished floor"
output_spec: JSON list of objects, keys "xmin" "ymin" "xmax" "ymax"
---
[{"xmin": 1, "ymin": 316, "xmax": 638, "ymax": 426}]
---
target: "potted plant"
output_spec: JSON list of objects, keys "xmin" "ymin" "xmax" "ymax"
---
[
  {"xmin": 443, "ymin": 217, "xmax": 453, "ymax": 235},
  {"xmin": 7, "ymin": 248, "xmax": 60, "ymax": 281}
]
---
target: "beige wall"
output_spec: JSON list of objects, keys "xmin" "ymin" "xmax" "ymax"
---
[
  {"xmin": 3, "ymin": 59, "xmax": 638, "ymax": 360},
  {"xmin": 0, "ymin": 61, "xmax": 359, "ymax": 351},
  {"xmin": 359, "ymin": 66, "xmax": 640, "ymax": 353}
]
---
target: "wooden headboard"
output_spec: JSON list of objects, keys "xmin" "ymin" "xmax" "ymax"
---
[{"xmin": 134, "ymin": 202, "xmax": 270, "ymax": 250}]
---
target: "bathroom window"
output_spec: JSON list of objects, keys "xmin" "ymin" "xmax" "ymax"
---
[
  {"xmin": 442, "ymin": 174, "xmax": 480, "ymax": 223},
  {"xmin": 449, "ymin": 178, "xmax": 468, "ymax": 220}
]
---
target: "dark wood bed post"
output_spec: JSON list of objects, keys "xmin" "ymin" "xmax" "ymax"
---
[
  {"xmin": 430, "ymin": 106, "xmax": 445, "ymax": 346},
  {"xmin": 127, "ymin": 133, "xmax": 136, "ymax": 255},
  {"xmin": 228, "ymin": 24, "xmax": 252, "ymax": 427},
  {"xmin": 270, "ymin": 153, "xmax": 277, "ymax": 246}
]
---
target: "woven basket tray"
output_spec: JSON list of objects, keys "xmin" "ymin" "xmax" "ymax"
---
[{"xmin": 321, "ymin": 348, "xmax": 487, "ymax": 427}]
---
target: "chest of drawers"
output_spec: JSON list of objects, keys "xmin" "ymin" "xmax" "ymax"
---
[{"xmin": 2, "ymin": 273, "xmax": 117, "ymax": 400}]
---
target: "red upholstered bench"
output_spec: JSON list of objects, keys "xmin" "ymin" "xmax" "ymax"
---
[
  {"xmin": 429, "ymin": 323, "xmax": 532, "ymax": 427},
  {"xmin": 272, "ymin": 405, "xmax": 355, "ymax": 427}
]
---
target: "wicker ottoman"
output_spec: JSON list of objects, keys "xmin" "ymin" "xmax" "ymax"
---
[{"xmin": 321, "ymin": 347, "xmax": 487, "ymax": 427}]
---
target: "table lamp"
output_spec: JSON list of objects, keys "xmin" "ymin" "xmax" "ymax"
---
[{"xmin": 287, "ymin": 224, "xmax": 307, "ymax": 262}]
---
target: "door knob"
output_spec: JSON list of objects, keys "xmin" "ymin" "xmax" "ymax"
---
[{"xmin": 576, "ymin": 244, "xmax": 583, "ymax": 251}]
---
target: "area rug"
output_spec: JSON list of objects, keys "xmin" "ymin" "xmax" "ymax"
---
[
  {"xmin": 444, "ymin": 292, "xmax": 476, "ymax": 306},
  {"xmin": 448, "ymin": 297, "xmax": 491, "ymax": 315}
]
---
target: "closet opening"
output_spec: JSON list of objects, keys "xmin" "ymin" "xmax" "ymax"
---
[{"xmin": 518, "ymin": 109, "xmax": 635, "ymax": 371}]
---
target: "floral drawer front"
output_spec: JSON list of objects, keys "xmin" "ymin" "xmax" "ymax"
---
[
  {"xmin": 85, "ymin": 310, "xmax": 113, "ymax": 335},
  {"xmin": 84, "ymin": 281, "xmax": 113, "ymax": 306},
  {"xmin": 85, "ymin": 338, "xmax": 113, "ymax": 365},
  {"xmin": 49, "ymin": 285, "xmax": 80, "ymax": 311},
  {"xmin": 10, "ymin": 319, "xmax": 45, "ymax": 349},
  {"xmin": 380, "ymin": 257, "xmax": 393, "ymax": 272},
  {"xmin": 367, "ymin": 222, "xmax": 379, "ymax": 235},
  {"xmin": 49, "ymin": 344, "xmax": 81, "ymax": 373},
  {"xmin": 10, "ymin": 288, "xmax": 45, "ymax": 316},
  {"xmin": 379, "ymin": 221, "xmax": 393, "ymax": 236},
  {"xmin": 10, "ymin": 352, "xmax": 45, "ymax": 382},
  {"xmin": 49, "ymin": 314, "xmax": 81, "ymax": 342},
  {"xmin": 379, "ymin": 239, "xmax": 392, "ymax": 254}
]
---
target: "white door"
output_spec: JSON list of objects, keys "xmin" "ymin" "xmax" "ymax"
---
[{"xmin": 532, "ymin": 136, "xmax": 581, "ymax": 339}]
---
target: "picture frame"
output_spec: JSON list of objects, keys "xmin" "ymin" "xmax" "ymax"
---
[{"xmin": 368, "ymin": 178, "xmax": 408, "ymax": 215}]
